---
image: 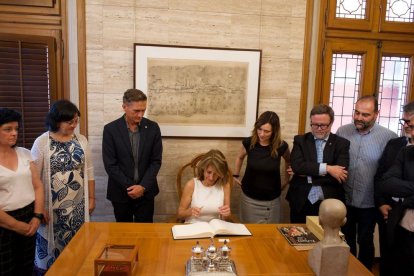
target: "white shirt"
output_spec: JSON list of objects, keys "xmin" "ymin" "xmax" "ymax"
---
[
  {"xmin": 0, "ymin": 147, "xmax": 35, "ymax": 211},
  {"xmin": 186, "ymin": 178, "xmax": 224, "ymax": 223}
]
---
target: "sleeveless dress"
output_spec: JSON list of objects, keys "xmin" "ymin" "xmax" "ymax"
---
[
  {"xmin": 34, "ymin": 136, "xmax": 85, "ymax": 273},
  {"xmin": 185, "ymin": 178, "xmax": 224, "ymax": 223}
]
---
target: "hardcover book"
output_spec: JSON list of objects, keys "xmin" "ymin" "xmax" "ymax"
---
[
  {"xmin": 278, "ymin": 226, "xmax": 319, "ymax": 250},
  {"xmin": 172, "ymin": 219, "xmax": 252, "ymax": 240}
]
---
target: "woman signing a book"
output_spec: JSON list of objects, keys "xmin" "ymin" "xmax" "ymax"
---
[{"xmin": 177, "ymin": 149, "xmax": 231, "ymax": 223}]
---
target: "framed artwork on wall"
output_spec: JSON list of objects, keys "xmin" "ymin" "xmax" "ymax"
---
[{"xmin": 134, "ymin": 43, "xmax": 261, "ymax": 137}]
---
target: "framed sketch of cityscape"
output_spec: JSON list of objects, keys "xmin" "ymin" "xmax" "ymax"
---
[{"xmin": 134, "ymin": 43, "xmax": 261, "ymax": 137}]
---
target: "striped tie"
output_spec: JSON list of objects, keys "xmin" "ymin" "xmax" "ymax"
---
[{"xmin": 308, "ymin": 139, "xmax": 324, "ymax": 204}]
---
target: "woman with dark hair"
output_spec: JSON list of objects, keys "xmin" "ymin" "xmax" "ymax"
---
[
  {"xmin": 233, "ymin": 111, "xmax": 290, "ymax": 223},
  {"xmin": 0, "ymin": 108, "xmax": 44, "ymax": 275},
  {"xmin": 31, "ymin": 100, "xmax": 95, "ymax": 274},
  {"xmin": 177, "ymin": 149, "xmax": 231, "ymax": 223}
]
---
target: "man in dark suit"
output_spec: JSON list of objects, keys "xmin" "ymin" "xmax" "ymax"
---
[
  {"xmin": 374, "ymin": 101, "xmax": 414, "ymax": 276},
  {"xmin": 379, "ymin": 114, "xmax": 414, "ymax": 276},
  {"xmin": 103, "ymin": 88, "xmax": 162, "ymax": 222},
  {"xmin": 287, "ymin": 104, "xmax": 350, "ymax": 223}
]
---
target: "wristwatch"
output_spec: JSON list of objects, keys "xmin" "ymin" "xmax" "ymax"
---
[{"xmin": 33, "ymin": 213, "xmax": 44, "ymax": 221}]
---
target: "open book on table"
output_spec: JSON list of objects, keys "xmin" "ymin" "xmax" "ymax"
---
[{"xmin": 171, "ymin": 219, "xmax": 252, "ymax": 240}]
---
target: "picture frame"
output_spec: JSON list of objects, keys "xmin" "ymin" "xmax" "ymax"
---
[{"xmin": 134, "ymin": 43, "xmax": 261, "ymax": 137}]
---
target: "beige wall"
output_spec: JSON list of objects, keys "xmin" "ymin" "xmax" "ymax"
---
[{"xmin": 85, "ymin": 0, "xmax": 307, "ymax": 222}]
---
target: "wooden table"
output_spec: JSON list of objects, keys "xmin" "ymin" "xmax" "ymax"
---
[{"xmin": 46, "ymin": 222, "xmax": 373, "ymax": 275}]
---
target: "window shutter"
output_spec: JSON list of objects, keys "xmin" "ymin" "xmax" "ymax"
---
[{"xmin": 0, "ymin": 38, "xmax": 53, "ymax": 148}]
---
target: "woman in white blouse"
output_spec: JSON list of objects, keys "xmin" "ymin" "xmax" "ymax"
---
[
  {"xmin": 177, "ymin": 149, "xmax": 231, "ymax": 223},
  {"xmin": 0, "ymin": 108, "xmax": 44, "ymax": 275}
]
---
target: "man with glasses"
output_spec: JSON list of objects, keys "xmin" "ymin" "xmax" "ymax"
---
[
  {"xmin": 336, "ymin": 96, "xmax": 398, "ymax": 270},
  {"xmin": 287, "ymin": 104, "xmax": 350, "ymax": 223},
  {"xmin": 374, "ymin": 101, "xmax": 414, "ymax": 276},
  {"xmin": 378, "ymin": 114, "xmax": 414, "ymax": 276}
]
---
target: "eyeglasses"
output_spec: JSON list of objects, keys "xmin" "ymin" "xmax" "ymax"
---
[
  {"xmin": 310, "ymin": 123, "xmax": 330, "ymax": 130},
  {"xmin": 400, "ymin": 119, "xmax": 411, "ymax": 126}
]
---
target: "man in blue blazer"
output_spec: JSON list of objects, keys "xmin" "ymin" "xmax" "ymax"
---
[
  {"xmin": 286, "ymin": 104, "xmax": 350, "ymax": 223},
  {"xmin": 103, "ymin": 89, "xmax": 162, "ymax": 222}
]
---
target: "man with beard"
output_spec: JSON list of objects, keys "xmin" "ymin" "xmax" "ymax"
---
[
  {"xmin": 336, "ymin": 96, "xmax": 397, "ymax": 270},
  {"xmin": 374, "ymin": 101, "xmax": 414, "ymax": 276},
  {"xmin": 287, "ymin": 104, "xmax": 350, "ymax": 223}
]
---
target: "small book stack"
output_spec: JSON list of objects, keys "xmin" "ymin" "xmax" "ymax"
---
[{"xmin": 306, "ymin": 216, "xmax": 345, "ymax": 241}]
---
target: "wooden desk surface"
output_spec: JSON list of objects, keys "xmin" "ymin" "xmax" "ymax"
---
[{"xmin": 46, "ymin": 222, "xmax": 372, "ymax": 275}]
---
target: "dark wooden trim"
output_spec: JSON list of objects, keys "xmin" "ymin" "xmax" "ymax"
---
[
  {"xmin": 298, "ymin": 0, "xmax": 315, "ymax": 135},
  {"xmin": 76, "ymin": 0, "xmax": 87, "ymax": 136}
]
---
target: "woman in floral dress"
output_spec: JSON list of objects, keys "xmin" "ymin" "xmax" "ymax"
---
[{"xmin": 31, "ymin": 100, "xmax": 95, "ymax": 274}]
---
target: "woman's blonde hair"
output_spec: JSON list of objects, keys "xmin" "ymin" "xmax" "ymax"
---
[{"xmin": 196, "ymin": 149, "xmax": 229, "ymax": 187}]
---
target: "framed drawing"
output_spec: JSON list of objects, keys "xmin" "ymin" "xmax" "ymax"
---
[{"xmin": 134, "ymin": 43, "xmax": 261, "ymax": 137}]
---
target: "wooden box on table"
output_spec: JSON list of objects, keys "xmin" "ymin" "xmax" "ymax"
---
[{"xmin": 94, "ymin": 244, "xmax": 138, "ymax": 276}]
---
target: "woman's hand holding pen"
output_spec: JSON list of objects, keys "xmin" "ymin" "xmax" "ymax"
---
[
  {"xmin": 218, "ymin": 205, "xmax": 231, "ymax": 218},
  {"xmin": 191, "ymin": 206, "xmax": 203, "ymax": 217}
]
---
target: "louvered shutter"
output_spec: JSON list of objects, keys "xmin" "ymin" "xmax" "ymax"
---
[{"xmin": 0, "ymin": 37, "xmax": 55, "ymax": 148}]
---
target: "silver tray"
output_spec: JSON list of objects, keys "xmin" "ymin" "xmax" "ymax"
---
[{"xmin": 185, "ymin": 259, "xmax": 237, "ymax": 276}]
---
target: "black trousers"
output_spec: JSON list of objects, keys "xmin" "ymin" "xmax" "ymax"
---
[
  {"xmin": 390, "ymin": 225, "xmax": 414, "ymax": 276},
  {"xmin": 112, "ymin": 196, "xmax": 154, "ymax": 222},
  {"xmin": 342, "ymin": 206, "xmax": 376, "ymax": 270},
  {"xmin": 376, "ymin": 210, "xmax": 393, "ymax": 276},
  {"xmin": 289, "ymin": 199, "xmax": 321, "ymax": 223},
  {"xmin": 0, "ymin": 202, "xmax": 35, "ymax": 276}
]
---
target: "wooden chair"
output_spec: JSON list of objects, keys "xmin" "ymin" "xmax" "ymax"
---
[{"xmin": 175, "ymin": 152, "xmax": 239, "ymax": 222}]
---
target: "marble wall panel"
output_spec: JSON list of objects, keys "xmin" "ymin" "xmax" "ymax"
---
[
  {"xmin": 289, "ymin": 17, "xmax": 306, "ymax": 59},
  {"xmin": 167, "ymin": 11, "xmax": 232, "ymax": 47},
  {"xmin": 259, "ymin": 57, "xmax": 289, "ymax": 99},
  {"xmin": 103, "ymin": 50, "xmax": 134, "ymax": 93},
  {"xmin": 85, "ymin": 4, "xmax": 103, "ymax": 50},
  {"xmin": 102, "ymin": 6, "xmax": 135, "ymax": 51},
  {"xmin": 229, "ymin": 14, "xmax": 261, "ymax": 48},
  {"xmin": 259, "ymin": 16, "xmax": 291, "ymax": 59},
  {"xmin": 261, "ymin": 0, "xmax": 307, "ymax": 18},
  {"xmin": 87, "ymin": 93, "xmax": 104, "ymax": 136},
  {"xmin": 135, "ymin": 0, "xmax": 169, "ymax": 9},
  {"xmin": 104, "ymin": 0, "xmax": 135, "ymax": 7},
  {"xmin": 261, "ymin": 0, "xmax": 292, "ymax": 17},
  {"xmin": 169, "ymin": 0, "xmax": 262, "ymax": 15},
  {"xmin": 87, "ymin": 0, "xmax": 103, "ymax": 5},
  {"xmin": 103, "ymin": 93, "xmax": 124, "ymax": 123},
  {"xmin": 86, "ymin": 50, "xmax": 104, "ymax": 92},
  {"xmin": 288, "ymin": 59, "xmax": 304, "ymax": 100},
  {"xmin": 135, "ymin": 8, "xmax": 170, "ymax": 44}
]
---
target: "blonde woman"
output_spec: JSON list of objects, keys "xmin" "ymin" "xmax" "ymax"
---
[{"xmin": 177, "ymin": 149, "xmax": 231, "ymax": 223}]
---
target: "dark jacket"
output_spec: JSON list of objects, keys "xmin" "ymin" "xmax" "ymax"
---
[
  {"xmin": 102, "ymin": 116, "xmax": 162, "ymax": 202},
  {"xmin": 374, "ymin": 136, "xmax": 408, "ymax": 207},
  {"xmin": 379, "ymin": 145, "xmax": 414, "ymax": 241},
  {"xmin": 286, "ymin": 132, "xmax": 350, "ymax": 213}
]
